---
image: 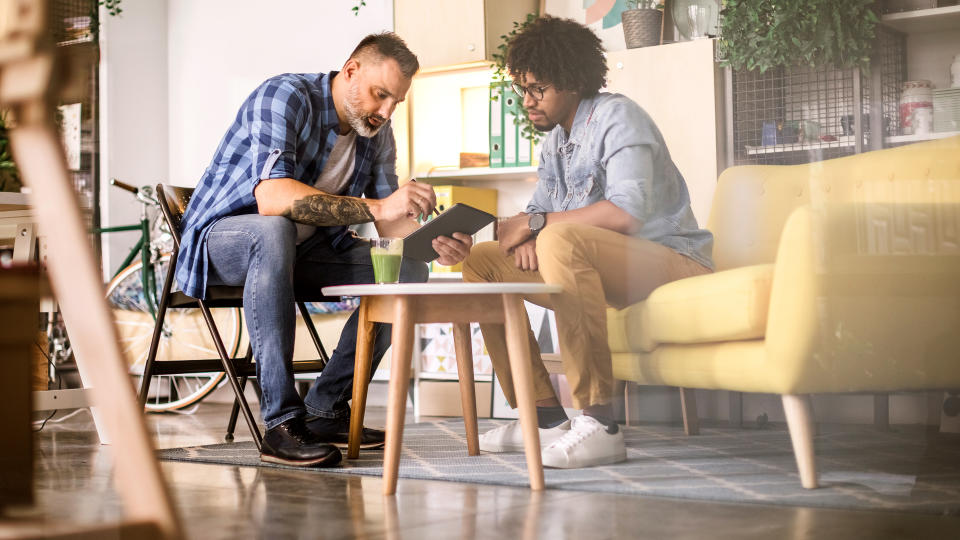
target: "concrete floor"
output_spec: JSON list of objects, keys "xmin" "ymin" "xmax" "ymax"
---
[{"xmin": 5, "ymin": 403, "xmax": 960, "ymax": 539}]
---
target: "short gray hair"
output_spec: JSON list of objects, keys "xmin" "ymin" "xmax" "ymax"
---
[{"xmin": 349, "ymin": 32, "xmax": 419, "ymax": 79}]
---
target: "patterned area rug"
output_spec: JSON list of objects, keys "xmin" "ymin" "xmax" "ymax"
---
[{"xmin": 157, "ymin": 419, "xmax": 960, "ymax": 515}]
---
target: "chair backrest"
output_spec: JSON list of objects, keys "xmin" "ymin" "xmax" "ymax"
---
[
  {"xmin": 156, "ymin": 184, "xmax": 194, "ymax": 250},
  {"xmin": 706, "ymin": 135, "xmax": 960, "ymax": 271}
]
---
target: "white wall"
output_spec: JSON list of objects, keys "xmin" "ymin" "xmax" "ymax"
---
[
  {"xmin": 166, "ymin": 0, "xmax": 394, "ymax": 187},
  {"xmin": 99, "ymin": 0, "xmax": 170, "ymax": 277},
  {"xmin": 100, "ymin": 0, "xmax": 394, "ymax": 275},
  {"xmin": 907, "ymin": 30, "xmax": 960, "ymax": 90}
]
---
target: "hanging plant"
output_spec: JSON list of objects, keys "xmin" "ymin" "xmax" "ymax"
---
[
  {"xmin": 718, "ymin": 0, "xmax": 879, "ymax": 73},
  {"xmin": 100, "ymin": 0, "xmax": 122, "ymax": 16},
  {"xmin": 352, "ymin": 1, "xmax": 367, "ymax": 16},
  {"xmin": 491, "ymin": 12, "xmax": 542, "ymax": 145}
]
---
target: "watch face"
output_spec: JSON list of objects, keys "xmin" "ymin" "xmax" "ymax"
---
[{"xmin": 529, "ymin": 213, "xmax": 546, "ymax": 232}]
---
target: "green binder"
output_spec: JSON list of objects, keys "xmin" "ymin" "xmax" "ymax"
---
[
  {"xmin": 517, "ymin": 119, "xmax": 533, "ymax": 167},
  {"xmin": 503, "ymin": 86, "xmax": 520, "ymax": 167},
  {"xmin": 489, "ymin": 83, "xmax": 505, "ymax": 168}
]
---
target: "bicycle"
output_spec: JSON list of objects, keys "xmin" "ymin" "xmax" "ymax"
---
[{"xmin": 51, "ymin": 178, "xmax": 244, "ymax": 411}]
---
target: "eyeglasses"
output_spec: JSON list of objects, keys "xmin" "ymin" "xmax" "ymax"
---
[{"xmin": 511, "ymin": 81, "xmax": 552, "ymax": 101}]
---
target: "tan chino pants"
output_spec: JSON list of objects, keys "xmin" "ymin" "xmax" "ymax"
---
[{"xmin": 462, "ymin": 222, "xmax": 711, "ymax": 410}]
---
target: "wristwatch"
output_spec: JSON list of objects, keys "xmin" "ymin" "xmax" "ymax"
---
[{"xmin": 528, "ymin": 212, "xmax": 547, "ymax": 237}]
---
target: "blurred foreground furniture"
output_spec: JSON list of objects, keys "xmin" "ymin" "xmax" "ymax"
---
[
  {"xmin": 0, "ymin": 266, "xmax": 38, "ymax": 510},
  {"xmin": 0, "ymin": 192, "xmax": 34, "ymax": 261},
  {"xmin": 0, "ymin": 0, "xmax": 181, "ymax": 537},
  {"xmin": 1, "ymin": 191, "xmax": 112, "ymax": 443},
  {"xmin": 608, "ymin": 135, "xmax": 960, "ymax": 488}
]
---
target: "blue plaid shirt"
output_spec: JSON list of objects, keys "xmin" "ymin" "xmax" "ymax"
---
[{"xmin": 176, "ymin": 71, "xmax": 398, "ymax": 299}]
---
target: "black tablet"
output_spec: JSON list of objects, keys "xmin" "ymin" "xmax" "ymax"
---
[{"xmin": 403, "ymin": 203, "xmax": 496, "ymax": 262}]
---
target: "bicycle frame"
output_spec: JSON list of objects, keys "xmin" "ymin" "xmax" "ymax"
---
[{"xmin": 92, "ymin": 181, "xmax": 161, "ymax": 319}]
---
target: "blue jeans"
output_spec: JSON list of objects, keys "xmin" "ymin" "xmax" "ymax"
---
[{"xmin": 204, "ymin": 214, "xmax": 428, "ymax": 429}]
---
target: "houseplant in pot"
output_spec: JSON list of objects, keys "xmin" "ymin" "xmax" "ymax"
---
[
  {"xmin": 718, "ymin": 0, "xmax": 879, "ymax": 73},
  {"xmin": 621, "ymin": 1, "xmax": 665, "ymax": 49},
  {"xmin": 0, "ymin": 112, "xmax": 22, "ymax": 193},
  {"xmin": 491, "ymin": 12, "xmax": 543, "ymax": 146}
]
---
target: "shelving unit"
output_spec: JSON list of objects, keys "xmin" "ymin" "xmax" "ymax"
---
[
  {"xmin": 418, "ymin": 166, "xmax": 539, "ymax": 182},
  {"xmin": 56, "ymin": 35, "xmax": 94, "ymax": 47},
  {"xmin": 745, "ymin": 135, "xmax": 857, "ymax": 156},
  {"xmin": 428, "ymin": 271, "xmax": 463, "ymax": 282},
  {"xmin": 49, "ymin": 0, "xmax": 100, "ymax": 234},
  {"xmin": 885, "ymin": 130, "xmax": 960, "ymax": 144},
  {"xmin": 881, "ymin": 5, "xmax": 960, "ymax": 33},
  {"xmin": 728, "ymin": 26, "xmax": 906, "ymax": 166}
]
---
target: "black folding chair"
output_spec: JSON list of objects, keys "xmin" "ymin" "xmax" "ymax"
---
[{"xmin": 141, "ymin": 184, "xmax": 336, "ymax": 450}]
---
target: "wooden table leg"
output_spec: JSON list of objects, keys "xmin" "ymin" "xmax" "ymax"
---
[
  {"xmin": 453, "ymin": 322, "xmax": 479, "ymax": 456},
  {"xmin": 348, "ymin": 300, "xmax": 376, "ymax": 459},
  {"xmin": 383, "ymin": 296, "xmax": 415, "ymax": 495},
  {"xmin": 501, "ymin": 294, "xmax": 545, "ymax": 491}
]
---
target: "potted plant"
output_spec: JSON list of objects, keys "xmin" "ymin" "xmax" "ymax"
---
[
  {"xmin": 718, "ymin": 0, "xmax": 880, "ymax": 73},
  {"xmin": 491, "ymin": 12, "xmax": 543, "ymax": 146},
  {"xmin": 621, "ymin": 1, "xmax": 665, "ymax": 49},
  {"xmin": 0, "ymin": 112, "xmax": 22, "ymax": 193}
]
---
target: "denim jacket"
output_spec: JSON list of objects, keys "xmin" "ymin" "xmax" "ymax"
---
[{"xmin": 526, "ymin": 92, "xmax": 714, "ymax": 271}]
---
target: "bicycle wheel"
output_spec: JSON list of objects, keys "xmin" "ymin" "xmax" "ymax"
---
[{"xmin": 106, "ymin": 254, "xmax": 243, "ymax": 411}]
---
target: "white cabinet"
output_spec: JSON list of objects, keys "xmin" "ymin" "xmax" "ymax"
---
[
  {"xmin": 605, "ymin": 38, "xmax": 726, "ymax": 226},
  {"xmin": 395, "ymin": 0, "xmax": 538, "ymax": 69}
]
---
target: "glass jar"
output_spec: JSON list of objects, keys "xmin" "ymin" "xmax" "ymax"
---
[
  {"xmin": 900, "ymin": 80, "xmax": 933, "ymax": 135},
  {"xmin": 671, "ymin": 0, "xmax": 720, "ymax": 40}
]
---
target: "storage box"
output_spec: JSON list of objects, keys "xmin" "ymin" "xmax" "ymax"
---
[
  {"xmin": 419, "ymin": 322, "xmax": 492, "ymax": 377},
  {"xmin": 428, "ymin": 185, "xmax": 497, "ymax": 273},
  {"xmin": 417, "ymin": 380, "xmax": 492, "ymax": 418}
]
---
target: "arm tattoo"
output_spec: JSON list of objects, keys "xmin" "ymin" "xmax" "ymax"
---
[{"xmin": 282, "ymin": 193, "xmax": 375, "ymax": 227}]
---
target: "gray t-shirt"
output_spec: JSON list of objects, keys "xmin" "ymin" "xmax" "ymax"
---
[{"xmin": 296, "ymin": 131, "xmax": 357, "ymax": 243}]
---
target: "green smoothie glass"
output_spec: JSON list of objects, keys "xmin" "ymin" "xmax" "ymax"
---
[{"xmin": 370, "ymin": 237, "xmax": 404, "ymax": 284}]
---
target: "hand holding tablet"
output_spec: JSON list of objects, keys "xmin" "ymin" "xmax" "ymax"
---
[{"xmin": 402, "ymin": 203, "xmax": 495, "ymax": 262}]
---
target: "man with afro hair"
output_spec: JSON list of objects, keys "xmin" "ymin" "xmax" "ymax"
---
[{"xmin": 457, "ymin": 16, "xmax": 714, "ymax": 468}]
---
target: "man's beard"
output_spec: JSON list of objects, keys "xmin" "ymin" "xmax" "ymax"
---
[
  {"xmin": 344, "ymin": 83, "xmax": 385, "ymax": 138},
  {"xmin": 526, "ymin": 110, "xmax": 557, "ymax": 132}
]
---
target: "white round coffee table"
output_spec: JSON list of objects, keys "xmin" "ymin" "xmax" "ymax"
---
[{"xmin": 322, "ymin": 282, "xmax": 562, "ymax": 495}]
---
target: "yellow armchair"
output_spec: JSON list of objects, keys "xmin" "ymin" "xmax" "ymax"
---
[{"xmin": 608, "ymin": 135, "xmax": 960, "ymax": 488}]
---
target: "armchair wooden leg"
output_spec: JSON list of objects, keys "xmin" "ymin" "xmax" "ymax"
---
[
  {"xmin": 623, "ymin": 382, "xmax": 640, "ymax": 426},
  {"xmin": 782, "ymin": 394, "xmax": 818, "ymax": 489},
  {"xmin": 453, "ymin": 323, "xmax": 479, "ymax": 456},
  {"xmin": 679, "ymin": 388, "xmax": 700, "ymax": 436}
]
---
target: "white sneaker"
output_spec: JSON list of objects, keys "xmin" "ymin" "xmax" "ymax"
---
[
  {"xmin": 541, "ymin": 415, "xmax": 626, "ymax": 469},
  {"xmin": 479, "ymin": 419, "xmax": 571, "ymax": 452}
]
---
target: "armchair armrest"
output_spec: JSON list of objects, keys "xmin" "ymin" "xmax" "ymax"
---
[{"xmin": 765, "ymin": 203, "xmax": 960, "ymax": 394}]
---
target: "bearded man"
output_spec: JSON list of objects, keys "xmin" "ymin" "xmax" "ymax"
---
[{"xmin": 177, "ymin": 32, "xmax": 472, "ymax": 467}]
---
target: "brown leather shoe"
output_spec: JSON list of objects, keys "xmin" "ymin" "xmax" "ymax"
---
[{"xmin": 261, "ymin": 417, "xmax": 342, "ymax": 467}]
